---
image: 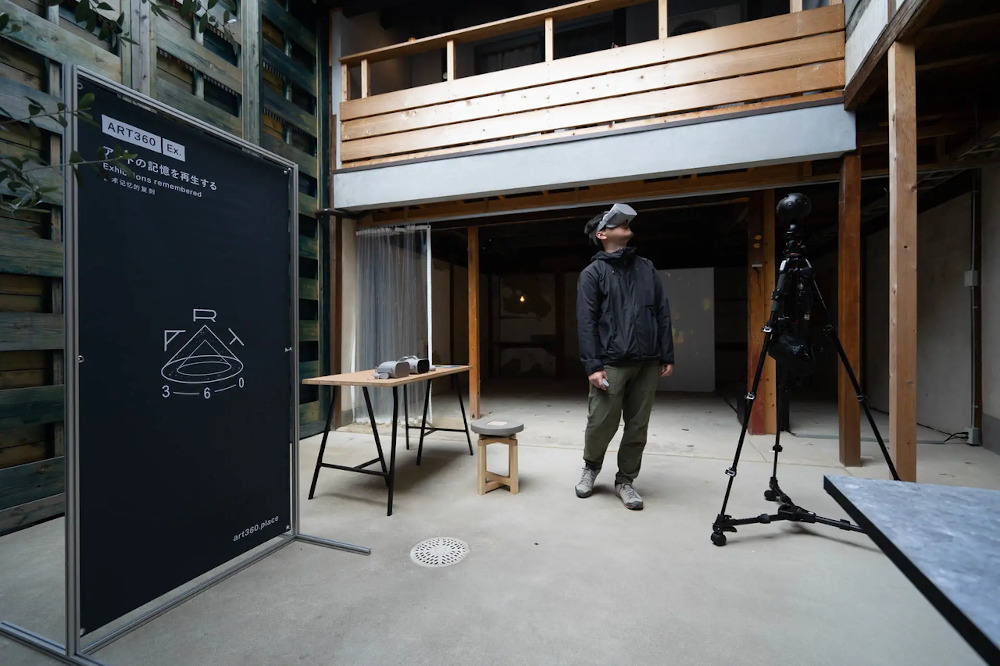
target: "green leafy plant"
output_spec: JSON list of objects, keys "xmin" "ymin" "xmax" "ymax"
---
[
  {"xmin": 0, "ymin": 0, "xmax": 235, "ymax": 213},
  {"xmin": 0, "ymin": 91, "xmax": 137, "ymax": 213}
]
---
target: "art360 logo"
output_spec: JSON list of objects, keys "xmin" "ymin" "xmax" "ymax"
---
[{"xmin": 161, "ymin": 309, "xmax": 245, "ymax": 400}]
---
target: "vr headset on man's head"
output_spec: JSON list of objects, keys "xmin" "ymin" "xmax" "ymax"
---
[{"xmin": 584, "ymin": 203, "xmax": 637, "ymax": 245}]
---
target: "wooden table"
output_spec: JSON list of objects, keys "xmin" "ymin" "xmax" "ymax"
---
[
  {"xmin": 825, "ymin": 475, "xmax": 1000, "ymax": 665},
  {"xmin": 303, "ymin": 365, "xmax": 473, "ymax": 516}
]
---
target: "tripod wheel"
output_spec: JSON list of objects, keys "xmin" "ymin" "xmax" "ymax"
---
[
  {"xmin": 764, "ymin": 490, "xmax": 777, "ymax": 502},
  {"xmin": 710, "ymin": 532, "xmax": 727, "ymax": 547}
]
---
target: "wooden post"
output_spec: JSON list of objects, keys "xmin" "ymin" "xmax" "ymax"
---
[
  {"xmin": 888, "ymin": 41, "xmax": 918, "ymax": 481},
  {"xmin": 658, "ymin": 0, "xmax": 668, "ymax": 39},
  {"xmin": 241, "ymin": 0, "xmax": 261, "ymax": 143},
  {"xmin": 555, "ymin": 271, "xmax": 565, "ymax": 378},
  {"xmin": 47, "ymin": 57, "xmax": 63, "ymax": 458},
  {"xmin": 192, "ymin": 14, "xmax": 206, "ymax": 99},
  {"xmin": 747, "ymin": 191, "xmax": 777, "ymax": 435},
  {"xmin": 341, "ymin": 64, "xmax": 350, "ymax": 102},
  {"xmin": 129, "ymin": 0, "xmax": 152, "ymax": 95},
  {"xmin": 468, "ymin": 227, "xmax": 481, "ymax": 418},
  {"xmin": 446, "ymin": 40, "xmax": 456, "ymax": 80},
  {"xmin": 972, "ymin": 170, "xmax": 983, "ymax": 439},
  {"xmin": 330, "ymin": 216, "xmax": 343, "ymax": 426},
  {"xmin": 360, "ymin": 58, "xmax": 370, "ymax": 98},
  {"xmin": 789, "ymin": 0, "xmax": 803, "ymax": 12},
  {"xmin": 544, "ymin": 18, "xmax": 554, "ymax": 61},
  {"xmin": 838, "ymin": 150, "xmax": 862, "ymax": 467}
]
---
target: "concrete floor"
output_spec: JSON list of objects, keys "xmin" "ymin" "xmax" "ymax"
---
[{"xmin": 2, "ymin": 383, "xmax": 999, "ymax": 665}]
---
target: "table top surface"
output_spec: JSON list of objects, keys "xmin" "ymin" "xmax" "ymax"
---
[
  {"xmin": 824, "ymin": 475, "xmax": 1000, "ymax": 665},
  {"xmin": 303, "ymin": 364, "xmax": 470, "ymax": 387}
]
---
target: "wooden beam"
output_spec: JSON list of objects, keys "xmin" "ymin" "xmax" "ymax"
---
[
  {"xmin": 0, "ymin": 385, "xmax": 63, "ymax": 430},
  {"xmin": 120, "ymin": 0, "xmax": 131, "ymax": 87},
  {"xmin": 242, "ymin": 0, "xmax": 262, "ymax": 142},
  {"xmin": 658, "ymin": 0, "xmax": 668, "ymax": 39},
  {"xmin": 0, "ymin": 457, "xmax": 64, "ymax": 511},
  {"xmin": 468, "ymin": 226, "xmax": 481, "ymax": 418},
  {"xmin": 156, "ymin": 81, "xmax": 241, "ymax": 135},
  {"xmin": 47, "ymin": 61, "xmax": 64, "ymax": 459},
  {"xmin": 446, "ymin": 39, "xmax": 456, "ymax": 80},
  {"xmin": 0, "ymin": 235, "xmax": 63, "ymax": 277},
  {"xmin": 888, "ymin": 42, "xmax": 917, "ymax": 481},
  {"xmin": 364, "ymin": 162, "xmax": 811, "ymax": 227},
  {"xmin": 0, "ymin": 314, "xmax": 63, "ymax": 351},
  {"xmin": 972, "ymin": 170, "xmax": 983, "ymax": 437},
  {"xmin": 360, "ymin": 58, "xmax": 370, "ymax": 99},
  {"xmin": 844, "ymin": 0, "xmax": 947, "ymax": 109},
  {"xmin": 0, "ymin": 493, "xmax": 63, "ymax": 536},
  {"xmin": 341, "ymin": 33, "xmax": 844, "ymax": 142},
  {"xmin": 261, "ymin": 0, "xmax": 316, "ymax": 51},
  {"xmin": 156, "ymin": 18, "xmax": 243, "ymax": 93},
  {"xmin": 0, "ymin": 2, "xmax": 120, "ymax": 81},
  {"xmin": 790, "ymin": 0, "xmax": 803, "ymax": 12},
  {"xmin": 340, "ymin": 60, "xmax": 844, "ymax": 162},
  {"xmin": 858, "ymin": 120, "xmax": 968, "ymax": 148},
  {"xmin": 340, "ymin": 0, "xmax": 650, "ymax": 66},
  {"xmin": 838, "ymin": 150, "xmax": 861, "ymax": 467},
  {"xmin": 544, "ymin": 18, "xmax": 554, "ymax": 62},
  {"xmin": 348, "ymin": 93, "xmax": 843, "ymax": 169},
  {"xmin": 341, "ymin": 7, "xmax": 844, "ymax": 122},
  {"xmin": 555, "ymin": 271, "xmax": 565, "ymax": 377},
  {"xmin": 747, "ymin": 191, "xmax": 777, "ymax": 436},
  {"xmin": 130, "ymin": 0, "xmax": 152, "ymax": 94},
  {"xmin": 341, "ymin": 63, "xmax": 350, "ymax": 102},
  {"xmin": 193, "ymin": 17, "xmax": 206, "ymax": 100},
  {"xmin": 260, "ymin": 38, "xmax": 318, "ymax": 96},
  {"xmin": 329, "ymin": 216, "xmax": 343, "ymax": 427}
]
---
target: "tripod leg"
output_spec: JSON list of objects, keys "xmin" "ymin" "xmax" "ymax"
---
[
  {"xmin": 809, "ymin": 273, "xmax": 899, "ymax": 481},
  {"xmin": 821, "ymin": 320, "xmax": 901, "ymax": 482},
  {"xmin": 764, "ymin": 382, "xmax": 793, "ymax": 504},
  {"xmin": 713, "ymin": 265, "xmax": 791, "ymax": 546},
  {"xmin": 713, "ymin": 325, "xmax": 776, "ymax": 545}
]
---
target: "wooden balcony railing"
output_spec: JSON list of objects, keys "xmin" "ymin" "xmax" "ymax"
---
[{"xmin": 338, "ymin": 2, "xmax": 845, "ymax": 168}]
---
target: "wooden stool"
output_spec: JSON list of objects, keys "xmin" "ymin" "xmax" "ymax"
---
[{"xmin": 470, "ymin": 417, "xmax": 523, "ymax": 495}]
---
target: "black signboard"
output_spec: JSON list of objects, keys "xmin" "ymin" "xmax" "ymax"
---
[{"xmin": 74, "ymin": 75, "xmax": 294, "ymax": 633}]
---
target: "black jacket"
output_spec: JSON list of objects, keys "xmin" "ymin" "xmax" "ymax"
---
[{"xmin": 577, "ymin": 247, "xmax": 674, "ymax": 375}]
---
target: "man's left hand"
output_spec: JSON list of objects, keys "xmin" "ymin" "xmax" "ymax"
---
[{"xmin": 660, "ymin": 364, "xmax": 674, "ymax": 378}]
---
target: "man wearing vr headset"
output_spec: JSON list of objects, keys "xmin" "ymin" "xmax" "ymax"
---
[{"xmin": 575, "ymin": 203, "xmax": 674, "ymax": 510}]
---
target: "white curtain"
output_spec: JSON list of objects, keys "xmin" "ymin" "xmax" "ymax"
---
[{"xmin": 354, "ymin": 225, "xmax": 431, "ymax": 423}]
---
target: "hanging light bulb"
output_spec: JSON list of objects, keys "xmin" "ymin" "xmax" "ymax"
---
[{"xmin": 519, "ymin": 295, "xmax": 526, "ymax": 303}]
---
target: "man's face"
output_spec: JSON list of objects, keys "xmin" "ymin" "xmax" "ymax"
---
[{"xmin": 599, "ymin": 220, "xmax": 633, "ymax": 244}]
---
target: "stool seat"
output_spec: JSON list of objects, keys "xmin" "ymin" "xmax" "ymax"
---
[{"xmin": 470, "ymin": 417, "xmax": 524, "ymax": 437}]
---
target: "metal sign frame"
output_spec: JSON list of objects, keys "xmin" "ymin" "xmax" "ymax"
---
[{"xmin": 0, "ymin": 66, "xmax": 368, "ymax": 666}]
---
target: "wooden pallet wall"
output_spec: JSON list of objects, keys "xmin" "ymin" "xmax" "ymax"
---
[
  {"xmin": 260, "ymin": 0, "xmax": 327, "ymax": 435},
  {"xmin": 0, "ymin": 0, "xmax": 329, "ymax": 531}
]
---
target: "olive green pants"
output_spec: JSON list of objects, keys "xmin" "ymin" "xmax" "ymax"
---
[{"xmin": 583, "ymin": 361, "xmax": 660, "ymax": 485}]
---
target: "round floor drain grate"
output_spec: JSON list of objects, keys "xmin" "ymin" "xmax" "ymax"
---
[{"xmin": 410, "ymin": 537, "xmax": 469, "ymax": 568}]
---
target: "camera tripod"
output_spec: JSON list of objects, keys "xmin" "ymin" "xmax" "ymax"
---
[{"xmin": 711, "ymin": 197, "xmax": 900, "ymax": 547}]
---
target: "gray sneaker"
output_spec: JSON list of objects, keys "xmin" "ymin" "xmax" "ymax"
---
[
  {"xmin": 615, "ymin": 483, "xmax": 644, "ymax": 510},
  {"xmin": 575, "ymin": 467, "xmax": 599, "ymax": 498}
]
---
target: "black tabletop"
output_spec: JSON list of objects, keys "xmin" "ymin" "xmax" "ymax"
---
[{"xmin": 824, "ymin": 475, "xmax": 1000, "ymax": 666}]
